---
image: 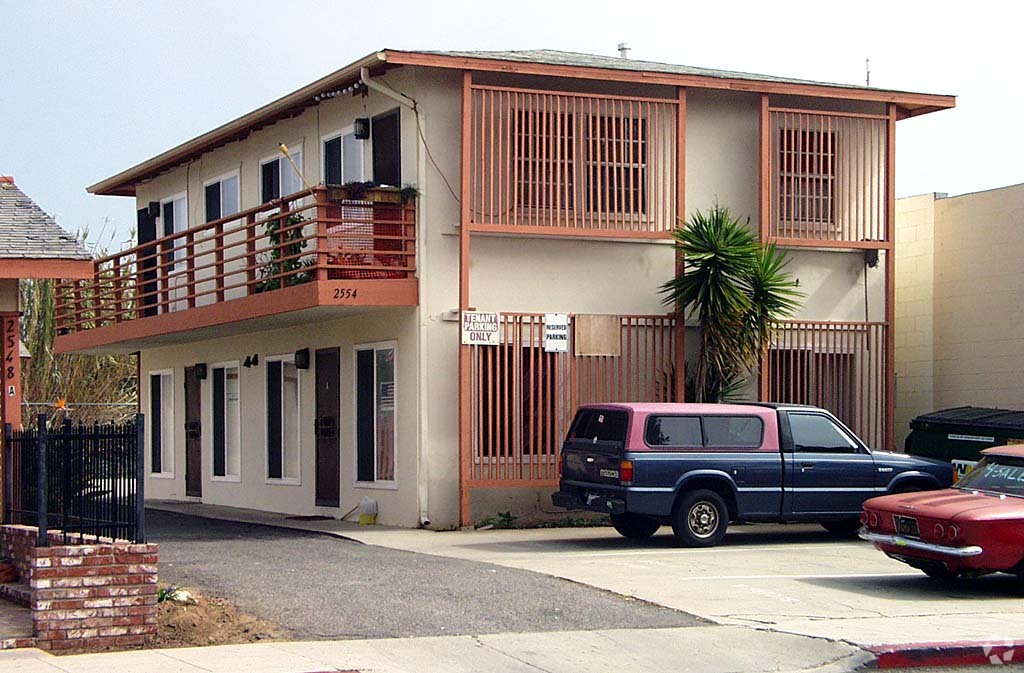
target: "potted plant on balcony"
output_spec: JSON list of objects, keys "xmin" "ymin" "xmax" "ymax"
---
[
  {"xmin": 327, "ymin": 181, "xmax": 418, "ymax": 205},
  {"xmin": 255, "ymin": 212, "xmax": 315, "ymax": 293}
]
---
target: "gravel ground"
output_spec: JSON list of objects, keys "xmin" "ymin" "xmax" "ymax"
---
[{"xmin": 148, "ymin": 510, "xmax": 703, "ymax": 639}]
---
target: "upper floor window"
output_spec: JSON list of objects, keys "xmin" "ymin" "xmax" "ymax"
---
[
  {"xmin": 323, "ymin": 128, "xmax": 365, "ymax": 185},
  {"xmin": 512, "ymin": 107, "xmax": 648, "ymax": 215},
  {"xmin": 159, "ymin": 193, "xmax": 187, "ymax": 266},
  {"xmin": 371, "ymin": 110, "xmax": 401, "ymax": 186},
  {"xmin": 205, "ymin": 173, "xmax": 239, "ymax": 223},
  {"xmin": 261, "ymin": 147, "xmax": 303, "ymax": 202},
  {"xmin": 778, "ymin": 128, "xmax": 835, "ymax": 227}
]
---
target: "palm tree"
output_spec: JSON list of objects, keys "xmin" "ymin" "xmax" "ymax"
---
[{"xmin": 661, "ymin": 204, "xmax": 802, "ymax": 402}]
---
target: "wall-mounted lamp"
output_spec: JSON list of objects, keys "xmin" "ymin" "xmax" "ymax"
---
[
  {"xmin": 243, "ymin": 354, "xmax": 260, "ymax": 368},
  {"xmin": 294, "ymin": 348, "xmax": 310, "ymax": 370},
  {"xmin": 353, "ymin": 117, "xmax": 370, "ymax": 140},
  {"xmin": 147, "ymin": 201, "xmax": 161, "ymax": 218},
  {"xmin": 194, "ymin": 363, "xmax": 208, "ymax": 380}
]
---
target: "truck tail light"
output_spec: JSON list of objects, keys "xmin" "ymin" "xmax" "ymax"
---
[
  {"xmin": 559, "ymin": 452, "xmax": 566, "ymax": 475},
  {"xmin": 619, "ymin": 459, "xmax": 634, "ymax": 486},
  {"xmin": 952, "ymin": 466, "xmax": 960, "ymax": 484}
]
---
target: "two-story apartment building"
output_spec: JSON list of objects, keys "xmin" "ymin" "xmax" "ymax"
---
[{"xmin": 54, "ymin": 49, "xmax": 954, "ymax": 528}]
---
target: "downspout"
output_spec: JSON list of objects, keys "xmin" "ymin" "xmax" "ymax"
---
[{"xmin": 360, "ymin": 67, "xmax": 432, "ymax": 527}]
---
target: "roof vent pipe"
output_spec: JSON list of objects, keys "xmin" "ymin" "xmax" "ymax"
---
[{"xmin": 617, "ymin": 43, "xmax": 630, "ymax": 59}]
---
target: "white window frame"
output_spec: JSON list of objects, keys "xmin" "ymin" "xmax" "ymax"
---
[
  {"xmin": 158, "ymin": 191, "xmax": 188, "ymax": 269},
  {"xmin": 203, "ymin": 170, "xmax": 241, "ymax": 224},
  {"xmin": 264, "ymin": 353, "xmax": 302, "ymax": 485},
  {"xmin": 353, "ymin": 340, "xmax": 398, "ymax": 490},
  {"xmin": 322, "ymin": 126, "xmax": 365, "ymax": 185},
  {"xmin": 260, "ymin": 143, "xmax": 304, "ymax": 203},
  {"xmin": 209, "ymin": 360, "xmax": 242, "ymax": 483},
  {"xmin": 147, "ymin": 369, "xmax": 174, "ymax": 479}
]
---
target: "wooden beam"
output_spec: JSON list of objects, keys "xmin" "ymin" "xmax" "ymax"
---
[{"xmin": 0, "ymin": 258, "xmax": 94, "ymax": 280}]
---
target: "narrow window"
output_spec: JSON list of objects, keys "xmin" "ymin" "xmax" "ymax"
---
[
  {"xmin": 371, "ymin": 110, "xmax": 401, "ymax": 186},
  {"xmin": 204, "ymin": 174, "xmax": 240, "ymax": 223},
  {"xmin": 261, "ymin": 149, "xmax": 303, "ymax": 202},
  {"xmin": 159, "ymin": 193, "xmax": 187, "ymax": 267},
  {"xmin": 778, "ymin": 128, "xmax": 836, "ymax": 228},
  {"xmin": 149, "ymin": 371, "xmax": 174, "ymax": 476},
  {"xmin": 324, "ymin": 129, "xmax": 364, "ymax": 185},
  {"xmin": 212, "ymin": 364, "xmax": 241, "ymax": 479},
  {"xmin": 266, "ymin": 356, "xmax": 301, "ymax": 481},
  {"xmin": 355, "ymin": 343, "xmax": 396, "ymax": 484}
]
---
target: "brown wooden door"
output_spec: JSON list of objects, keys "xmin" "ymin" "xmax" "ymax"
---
[
  {"xmin": 315, "ymin": 348, "xmax": 341, "ymax": 507},
  {"xmin": 184, "ymin": 366, "xmax": 202, "ymax": 498}
]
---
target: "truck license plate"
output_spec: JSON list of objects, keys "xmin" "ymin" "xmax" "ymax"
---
[
  {"xmin": 894, "ymin": 515, "xmax": 920, "ymax": 538},
  {"xmin": 599, "ymin": 469, "xmax": 619, "ymax": 478}
]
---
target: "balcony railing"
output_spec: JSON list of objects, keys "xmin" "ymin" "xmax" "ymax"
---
[{"xmin": 55, "ymin": 186, "xmax": 416, "ymax": 336}]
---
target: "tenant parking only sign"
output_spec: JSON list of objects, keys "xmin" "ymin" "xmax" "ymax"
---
[
  {"xmin": 544, "ymin": 313, "xmax": 569, "ymax": 352},
  {"xmin": 461, "ymin": 311, "xmax": 499, "ymax": 345}
]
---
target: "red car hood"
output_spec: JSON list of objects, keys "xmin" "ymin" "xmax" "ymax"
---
[{"xmin": 864, "ymin": 488, "xmax": 1024, "ymax": 522}]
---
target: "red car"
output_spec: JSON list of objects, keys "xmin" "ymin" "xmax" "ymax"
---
[{"xmin": 860, "ymin": 444, "xmax": 1024, "ymax": 586}]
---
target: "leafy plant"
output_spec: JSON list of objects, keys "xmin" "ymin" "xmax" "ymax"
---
[
  {"xmin": 477, "ymin": 511, "xmax": 518, "ymax": 529},
  {"xmin": 660, "ymin": 203, "xmax": 802, "ymax": 402},
  {"xmin": 255, "ymin": 213, "xmax": 314, "ymax": 293}
]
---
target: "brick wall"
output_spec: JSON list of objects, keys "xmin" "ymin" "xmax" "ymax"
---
[{"xmin": 0, "ymin": 525, "xmax": 158, "ymax": 651}]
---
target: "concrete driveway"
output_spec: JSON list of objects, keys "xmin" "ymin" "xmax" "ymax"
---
[{"xmin": 341, "ymin": 522, "xmax": 1024, "ymax": 649}]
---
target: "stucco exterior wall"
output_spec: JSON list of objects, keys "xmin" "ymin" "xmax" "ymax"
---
[
  {"xmin": 140, "ymin": 309, "xmax": 420, "ymax": 525},
  {"xmin": 895, "ymin": 184, "xmax": 1024, "ymax": 445}
]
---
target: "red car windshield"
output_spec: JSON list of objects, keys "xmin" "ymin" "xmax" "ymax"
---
[{"xmin": 956, "ymin": 456, "xmax": 1024, "ymax": 497}]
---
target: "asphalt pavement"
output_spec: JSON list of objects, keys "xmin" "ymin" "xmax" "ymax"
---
[{"xmin": 148, "ymin": 509, "xmax": 702, "ymax": 639}]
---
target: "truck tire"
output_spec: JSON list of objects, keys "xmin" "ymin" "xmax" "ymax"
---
[
  {"xmin": 671, "ymin": 489, "xmax": 728, "ymax": 547},
  {"xmin": 610, "ymin": 513, "xmax": 661, "ymax": 540}
]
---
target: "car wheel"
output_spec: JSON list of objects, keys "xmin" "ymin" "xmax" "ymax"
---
[
  {"xmin": 671, "ymin": 489, "xmax": 728, "ymax": 547},
  {"xmin": 820, "ymin": 519, "xmax": 862, "ymax": 538},
  {"xmin": 610, "ymin": 513, "xmax": 661, "ymax": 540}
]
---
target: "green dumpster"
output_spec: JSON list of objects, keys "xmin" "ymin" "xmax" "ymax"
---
[{"xmin": 906, "ymin": 406, "xmax": 1024, "ymax": 477}]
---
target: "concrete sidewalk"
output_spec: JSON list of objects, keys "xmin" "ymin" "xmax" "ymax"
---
[{"xmin": 1, "ymin": 626, "xmax": 871, "ymax": 673}]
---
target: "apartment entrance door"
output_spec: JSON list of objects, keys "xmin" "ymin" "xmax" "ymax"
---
[
  {"xmin": 315, "ymin": 348, "xmax": 341, "ymax": 507},
  {"xmin": 184, "ymin": 366, "xmax": 202, "ymax": 498}
]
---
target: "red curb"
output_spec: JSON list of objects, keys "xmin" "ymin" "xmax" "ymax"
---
[{"xmin": 869, "ymin": 639, "xmax": 1024, "ymax": 668}]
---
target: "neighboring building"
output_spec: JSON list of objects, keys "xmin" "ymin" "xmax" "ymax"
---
[
  {"xmin": 0, "ymin": 176, "xmax": 92, "ymax": 430},
  {"xmin": 895, "ymin": 184, "xmax": 1024, "ymax": 445},
  {"xmin": 54, "ymin": 49, "xmax": 954, "ymax": 527}
]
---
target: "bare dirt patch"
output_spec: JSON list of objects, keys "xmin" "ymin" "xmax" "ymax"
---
[{"xmin": 149, "ymin": 588, "xmax": 291, "ymax": 649}]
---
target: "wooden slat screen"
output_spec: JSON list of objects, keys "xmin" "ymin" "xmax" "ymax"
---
[{"xmin": 469, "ymin": 85, "xmax": 678, "ymax": 237}]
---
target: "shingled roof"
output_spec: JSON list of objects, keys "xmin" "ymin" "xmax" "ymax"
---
[{"xmin": 0, "ymin": 178, "xmax": 90, "ymax": 261}]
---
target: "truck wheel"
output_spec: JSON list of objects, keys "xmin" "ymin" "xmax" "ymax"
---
[
  {"xmin": 610, "ymin": 513, "xmax": 661, "ymax": 540},
  {"xmin": 820, "ymin": 519, "xmax": 862, "ymax": 538},
  {"xmin": 671, "ymin": 489, "xmax": 728, "ymax": 547}
]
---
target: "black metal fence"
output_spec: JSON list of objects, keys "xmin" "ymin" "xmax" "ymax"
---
[{"xmin": 4, "ymin": 413, "xmax": 145, "ymax": 545}]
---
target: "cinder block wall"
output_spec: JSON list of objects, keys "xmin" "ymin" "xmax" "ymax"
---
[{"xmin": 0, "ymin": 525, "xmax": 158, "ymax": 651}]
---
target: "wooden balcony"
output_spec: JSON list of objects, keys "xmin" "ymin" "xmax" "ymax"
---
[{"xmin": 54, "ymin": 186, "xmax": 417, "ymax": 354}]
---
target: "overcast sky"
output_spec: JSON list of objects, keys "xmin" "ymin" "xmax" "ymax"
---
[{"xmin": 1, "ymin": 0, "xmax": 1016, "ymax": 249}]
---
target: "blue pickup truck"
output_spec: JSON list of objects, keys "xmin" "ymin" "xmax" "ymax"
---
[{"xmin": 552, "ymin": 402, "xmax": 954, "ymax": 547}]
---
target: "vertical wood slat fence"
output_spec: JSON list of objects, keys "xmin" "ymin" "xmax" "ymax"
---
[
  {"xmin": 4, "ymin": 414, "xmax": 146, "ymax": 544},
  {"xmin": 467, "ymin": 313, "xmax": 676, "ymax": 486},
  {"xmin": 768, "ymin": 108, "xmax": 888, "ymax": 246},
  {"xmin": 468, "ymin": 85, "xmax": 678, "ymax": 237},
  {"xmin": 762, "ymin": 321, "xmax": 888, "ymax": 450}
]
